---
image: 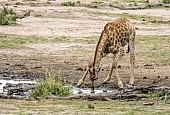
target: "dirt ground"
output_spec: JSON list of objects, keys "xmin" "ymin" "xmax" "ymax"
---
[{"xmin": 0, "ymin": 0, "xmax": 170, "ymax": 90}]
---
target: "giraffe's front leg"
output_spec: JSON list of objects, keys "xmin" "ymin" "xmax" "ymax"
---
[
  {"xmin": 115, "ymin": 48, "xmax": 124, "ymax": 89},
  {"xmin": 129, "ymin": 32, "xmax": 135, "ymax": 86},
  {"xmin": 129, "ymin": 52, "xmax": 135, "ymax": 85},
  {"xmin": 90, "ymin": 78, "xmax": 95, "ymax": 93},
  {"xmin": 103, "ymin": 54, "xmax": 116, "ymax": 83},
  {"xmin": 77, "ymin": 67, "xmax": 89, "ymax": 87},
  {"xmin": 103, "ymin": 62, "xmax": 115, "ymax": 83}
]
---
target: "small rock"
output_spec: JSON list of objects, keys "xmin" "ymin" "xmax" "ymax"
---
[
  {"xmin": 76, "ymin": 67, "xmax": 83, "ymax": 71},
  {"xmin": 118, "ymin": 65, "xmax": 121, "ymax": 68},
  {"xmin": 143, "ymin": 101, "xmax": 154, "ymax": 106},
  {"xmin": 143, "ymin": 76, "xmax": 147, "ymax": 79},
  {"xmin": 103, "ymin": 89, "xmax": 107, "ymax": 93},
  {"xmin": 144, "ymin": 64, "xmax": 154, "ymax": 69},
  {"xmin": 88, "ymin": 103, "xmax": 94, "ymax": 109},
  {"xmin": 157, "ymin": 76, "xmax": 160, "ymax": 78},
  {"xmin": 165, "ymin": 76, "xmax": 168, "ymax": 79}
]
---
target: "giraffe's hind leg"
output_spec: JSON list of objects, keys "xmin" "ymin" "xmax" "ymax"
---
[
  {"xmin": 114, "ymin": 48, "xmax": 124, "ymax": 89},
  {"xmin": 129, "ymin": 32, "xmax": 135, "ymax": 85}
]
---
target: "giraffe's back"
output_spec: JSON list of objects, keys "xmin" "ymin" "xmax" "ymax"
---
[{"xmin": 101, "ymin": 17, "xmax": 135, "ymax": 54}]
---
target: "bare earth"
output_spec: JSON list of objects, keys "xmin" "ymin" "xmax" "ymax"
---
[{"xmin": 0, "ymin": 0, "xmax": 170, "ymax": 89}]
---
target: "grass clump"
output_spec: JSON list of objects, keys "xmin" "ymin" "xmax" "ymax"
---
[
  {"xmin": 0, "ymin": 4, "xmax": 16, "ymax": 25},
  {"xmin": 30, "ymin": 71, "xmax": 70, "ymax": 98},
  {"xmin": 61, "ymin": 1, "xmax": 75, "ymax": 6}
]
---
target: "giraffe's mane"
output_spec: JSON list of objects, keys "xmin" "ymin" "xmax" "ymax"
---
[{"xmin": 93, "ymin": 29, "xmax": 105, "ymax": 68}]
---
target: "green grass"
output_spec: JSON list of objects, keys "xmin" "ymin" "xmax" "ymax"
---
[
  {"xmin": 117, "ymin": 13, "xmax": 162, "ymax": 20},
  {"xmin": 77, "ymin": 9, "xmax": 163, "ymax": 20},
  {"xmin": 53, "ymin": 36, "xmax": 70, "ymax": 42},
  {"xmin": 136, "ymin": 35, "xmax": 170, "ymax": 65},
  {"xmin": 0, "ymin": 99, "xmax": 170, "ymax": 115},
  {"xmin": 0, "ymin": 34, "xmax": 47, "ymax": 49},
  {"xmin": 163, "ymin": 0, "xmax": 170, "ymax": 4},
  {"xmin": 92, "ymin": 0, "xmax": 104, "ymax": 4},
  {"xmin": 142, "ymin": 90, "xmax": 167, "ymax": 99},
  {"xmin": 74, "ymin": 36, "xmax": 99, "ymax": 44}
]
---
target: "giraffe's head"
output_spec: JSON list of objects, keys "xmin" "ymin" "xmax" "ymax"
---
[
  {"xmin": 77, "ymin": 62, "xmax": 101, "ymax": 87},
  {"xmin": 87, "ymin": 62, "xmax": 101, "ymax": 80}
]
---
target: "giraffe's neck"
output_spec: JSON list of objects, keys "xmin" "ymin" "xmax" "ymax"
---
[{"xmin": 92, "ymin": 30, "xmax": 107, "ymax": 69}]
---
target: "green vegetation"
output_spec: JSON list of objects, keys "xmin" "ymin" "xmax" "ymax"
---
[
  {"xmin": 92, "ymin": 0, "xmax": 104, "ymax": 4},
  {"xmin": 0, "ymin": 34, "xmax": 47, "ymax": 49},
  {"xmin": 75, "ymin": 36, "xmax": 99, "ymax": 44},
  {"xmin": 0, "ymin": 99, "xmax": 170, "ymax": 115},
  {"xmin": 34, "ymin": 13, "xmax": 43, "ymax": 17},
  {"xmin": 61, "ymin": 1, "xmax": 75, "ymax": 6},
  {"xmin": 117, "ymin": 13, "xmax": 162, "ymax": 20},
  {"xmin": 77, "ymin": 9, "xmax": 162, "ymax": 20},
  {"xmin": 143, "ymin": 90, "xmax": 167, "ymax": 99},
  {"xmin": 163, "ymin": 0, "xmax": 170, "ymax": 4},
  {"xmin": 76, "ymin": 0, "xmax": 81, "ymax": 4},
  {"xmin": 0, "ymin": 5, "xmax": 16, "ymax": 25},
  {"xmin": 53, "ymin": 36, "xmax": 70, "ymax": 42},
  {"xmin": 30, "ymin": 72, "xmax": 70, "ymax": 98},
  {"xmin": 136, "ymin": 35, "xmax": 170, "ymax": 65}
]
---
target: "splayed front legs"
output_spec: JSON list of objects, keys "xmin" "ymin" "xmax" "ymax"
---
[
  {"xmin": 77, "ymin": 67, "xmax": 89, "ymax": 86},
  {"xmin": 77, "ymin": 67, "xmax": 97, "ymax": 93},
  {"xmin": 103, "ymin": 48, "xmax": 124, "ymax": 89}
]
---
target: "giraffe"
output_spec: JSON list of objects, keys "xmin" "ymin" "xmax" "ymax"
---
[{"xmin": 77, "ymin": 17, "xmax": 135, "ymax": 93}]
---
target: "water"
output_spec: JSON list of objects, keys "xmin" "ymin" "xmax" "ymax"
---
[
  {"xmin": 0, "ymin": 79, "xmax": 36, "ymax": 97},
  {"xmin": 72, "ymin": 87, "xmax": 117, "ymax": 94}
]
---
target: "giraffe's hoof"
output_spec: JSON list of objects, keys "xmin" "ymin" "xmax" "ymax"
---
[
  {"xmin": 93, "ymin": 76, "xmax": 98, "ymax": 80},
  {"xmin": 91, "ymin": 90, "xmax": 95, "ymax": 93},
  {"xmin": 126, "ymin": 83, "xmax": 135, "ymax": 89},
  {"xmin": 118, "ymin": 81, "xmax": 124, "ymax": 89},
  {"xmin": 103, "ymin": 78, "xmax": 111, "ymax": 84}
]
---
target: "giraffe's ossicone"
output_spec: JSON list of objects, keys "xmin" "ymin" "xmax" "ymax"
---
[{"xmin": 77, "ymin": 17, "xmax": 136, "ymax": 93}]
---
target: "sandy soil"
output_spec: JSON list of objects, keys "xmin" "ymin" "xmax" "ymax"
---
[{"xmin": 0, "ymin": 0, "xmax": 170, "ymax": 89}]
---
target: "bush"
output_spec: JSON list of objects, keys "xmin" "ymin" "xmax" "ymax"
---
[
  {"xmin": 30, "ymin": 71, "xmax": 71, "ymax": 98},
  {"xmin": 0, "ymin": 4, "xmax": 16, "ymax": 25}
]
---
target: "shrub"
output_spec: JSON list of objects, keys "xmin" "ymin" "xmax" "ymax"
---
[
  {"xmin": 30, "ymin": 71, "xmax": 71, "ymax": 98},
  {"xmin": 0, "ymin": 4, "xmax": 16, "ymax": 25}
]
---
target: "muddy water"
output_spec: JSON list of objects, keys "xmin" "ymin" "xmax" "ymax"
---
[
  {"xmin": 0, "ymin": 72, "xmax": 37, "ymax": 98},
  {"xmin": 72, "ymin": 87, "xmax": 119, "ymax": 94}
]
